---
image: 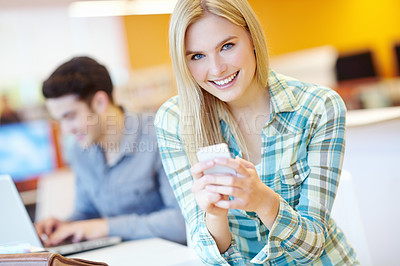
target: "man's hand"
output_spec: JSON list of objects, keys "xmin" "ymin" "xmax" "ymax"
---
[
  {"xmin": 35, "ymin": 217, "xmax": 66, "ymax": 245},
  {"xmin": 35, "ymin": 218, "xmax": 108, "ymax": 247}
]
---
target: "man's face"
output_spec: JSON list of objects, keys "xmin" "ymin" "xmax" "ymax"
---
[{"xmin": 45, "ymin": 95, "xmax": 102, "ymax": 148}]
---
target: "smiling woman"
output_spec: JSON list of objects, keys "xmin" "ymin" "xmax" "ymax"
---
[
  {"xmin": 154, "ymin": 0, "xmax": 359, "ymax": 265},
  {"xmin": 185, "ymin": 14, "xmax": 258, "ymax": 107}
]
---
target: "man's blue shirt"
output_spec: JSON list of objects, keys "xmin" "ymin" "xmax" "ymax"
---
[{"xmin": 68, "ymin": 111, "xmax": 186, "ymax": 244}]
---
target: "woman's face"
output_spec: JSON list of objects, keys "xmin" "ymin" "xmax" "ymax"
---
[{"xmin": 185, "ymin": 13, "xmax": 257, "ymax": 106}]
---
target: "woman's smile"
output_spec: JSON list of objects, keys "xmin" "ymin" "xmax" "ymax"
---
[
  {"xmin": 185, "ymin": 13, "xmax": 258, "ymax": 106},
  {"xmin": 210, "ymin": 71, "xmax": 240, "ymax": 89}
]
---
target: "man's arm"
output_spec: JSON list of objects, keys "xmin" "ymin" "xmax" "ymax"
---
[{"xmin": 106, "ymin": 156, "xmax": 186, "ymax": 244}]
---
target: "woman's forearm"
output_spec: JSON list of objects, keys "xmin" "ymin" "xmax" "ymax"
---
[
  {"xmin": 255, "ymin": 187, "xmax": 280, "ymax": 230},
  {"xmin": 205, "ymin": 213, "xmax": 232, "ymax": 253}
]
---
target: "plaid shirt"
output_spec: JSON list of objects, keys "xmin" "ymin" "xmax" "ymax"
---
[{"xmin": 155, "ymin": 70, "xmax": 358, "ymax": 265}]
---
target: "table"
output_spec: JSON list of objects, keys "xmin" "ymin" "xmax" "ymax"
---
[
  {"xmin": 68, "ymin": 238, "xmax": 203, "ymax": 266},
  {"xmin": 346, "ymin": 105, "xmax": 400, "ymax": 127}
]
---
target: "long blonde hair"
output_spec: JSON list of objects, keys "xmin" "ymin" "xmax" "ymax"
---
[{"xmin": 169, "ymin": 0, "xmax": 270, "ymax": 165}]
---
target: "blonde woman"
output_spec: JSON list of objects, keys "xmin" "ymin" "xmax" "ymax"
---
[{"xmin": 155, "ymin": 0, "xmax": 358, "ymax": 264}]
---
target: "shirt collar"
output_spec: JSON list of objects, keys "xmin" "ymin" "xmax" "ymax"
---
[
  {"xmin": 217, "ymin": 69, "xmax": 299, "ymax": 122},
  {"xmin": 268, "ymin": 69, "xmax": 299, "ymax": 114},
  {"xmin": 217, "ymin": 70, "xmax": 300, "ymax": 150}
]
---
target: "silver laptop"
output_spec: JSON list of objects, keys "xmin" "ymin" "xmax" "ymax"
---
[{"xmin": 0, "ymin": 175, "xmax": 121, "ymax": 255}]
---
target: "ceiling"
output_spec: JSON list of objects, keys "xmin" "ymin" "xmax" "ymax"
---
[
  {"xmin": 1, "ymin": 0, "xmax": 177, "ymax": 17},
  {"xmin": 0, "ymin": 0, "xmax": 75, "ymax": 9},
  {"xmin": 0, "ymin": 0, "xmax": 176, "ymax": 12}
]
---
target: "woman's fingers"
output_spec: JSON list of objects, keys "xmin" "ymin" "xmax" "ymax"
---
[
  {"xmin": 206, "ymin": 184, "xmax": 242, "ymax": 197},
  {"xmin": 191, "ymin": 157, "xmax": 259, "ymax": 215},
  {"xmin": 235, "ymin": 157, "xmax": 256, "ymax": 169},
  {"xmin": 190, "ymin": 160, "xmax": 215, "ymax": 179},
  {"xmin": 214, "ymin": 197, "xmax": 245, "ymax": 209},
  {"xmin": 213, "ymin": 157, "xmax": 254, "ymax": 178},
  {"xmin": 191, "ymin": 156, "xmax": 252, "ymax": 181},
  {"xmin": 202, "ymin": 173, "xmax": 245, "ymax": 189},
  {"xmin": 206, "ymin": 192, "xmax": 223, "ymax": 203}
]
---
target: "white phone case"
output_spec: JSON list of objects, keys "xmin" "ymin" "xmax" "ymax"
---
[{"xmin": 196, "ymin": 143, "xmax": 236, "ymax": 175}]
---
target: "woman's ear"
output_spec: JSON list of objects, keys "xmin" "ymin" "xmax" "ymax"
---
[{"xmin": 90, "ymin": 91, "xmax": 109, "ymax": 114}]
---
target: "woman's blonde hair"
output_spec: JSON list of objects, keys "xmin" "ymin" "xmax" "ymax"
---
[{"xmin": 169, "ymin": 0, "xmax": 269, "ymax": 165}]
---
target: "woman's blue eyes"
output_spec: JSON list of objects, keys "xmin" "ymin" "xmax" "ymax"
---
[
  {"xmin": 222, "ymin": 43, "xmax": 234, "ymax": 50},
  {"xmin": 190, "ymin": 43, "xmax": 235, "ymax": 61},
  {"xmin": 191, "ymin": 54, "xmax": 204, "ymax": 60}
]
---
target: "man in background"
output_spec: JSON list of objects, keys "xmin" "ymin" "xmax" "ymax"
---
[{"xmin": 35, "ymin": 56, "xmax": 186, "ymax": 246}]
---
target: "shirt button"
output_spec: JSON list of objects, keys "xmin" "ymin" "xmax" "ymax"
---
[{"xmin": 294, "ymin": 174, "xmax": 300, "ymax": 180}]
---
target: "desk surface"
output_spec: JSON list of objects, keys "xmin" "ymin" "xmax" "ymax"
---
[
  {"xmin": 346, "ymin": 105, "xmax": 400, "ymax": 127},
  {"xmin": 69, "ymin": 238, "xmax": 203, "ymax": 266}
]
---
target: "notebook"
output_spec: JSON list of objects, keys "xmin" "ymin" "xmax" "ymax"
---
[{"xmin": 0, "ymin": 175, "xmax": 121, "ymax": 255}]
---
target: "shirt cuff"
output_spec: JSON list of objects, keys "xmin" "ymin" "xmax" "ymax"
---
[
  {"xmin": 221, "ymin": 238, "xmax": 245, "ymax": 265},
  {"xmin": 106, "ymin": 215, "xmax": 135, "ymax": 240},
  {"xmin": 193, "ymin": 212, "xmax": 245, "ymax": 265},
  {"xmin": 251, "ymin": 195, "xmax": 297, "ymax": 264}
]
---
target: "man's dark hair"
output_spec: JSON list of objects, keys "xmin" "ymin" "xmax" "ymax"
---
[{"xmin": 42, "ymin": 56, "xmax": 114, "ymax": 104}]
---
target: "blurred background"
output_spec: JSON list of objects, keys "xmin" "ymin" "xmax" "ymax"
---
[{"xmin": 0, "ymin": 0, "xmax": 399, "ymax": 265}]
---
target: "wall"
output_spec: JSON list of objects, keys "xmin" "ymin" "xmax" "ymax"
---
[
  {"xmin": 249, "ymin": 0, "xmax": 400, "ymax": 78},
  {"xmin": 0, "ymin": 7, "xmax": 129, "ymax": 111},
  {"xmin": 123, "ymin": 0, "xmax": 400, "ymax": 78},
  {"xmin": 123, "ymin": 14, "xmax": 171, "ymax": 69}
]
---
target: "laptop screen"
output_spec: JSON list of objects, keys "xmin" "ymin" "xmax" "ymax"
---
[
  {"xmin": 0, "ymin": 175, "xmax": 43, "ymax": 249},
  {"xmin": 0, "ymin": 175, "xmax": 122, "ymax": 255}
]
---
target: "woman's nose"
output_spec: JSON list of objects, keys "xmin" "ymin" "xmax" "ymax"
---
[{"xmin": 209, "ymin": 55, "xmax": 227, "ymax": 76}]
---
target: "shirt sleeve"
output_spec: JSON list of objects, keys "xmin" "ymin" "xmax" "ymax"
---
[
  {"xmin": 154, "ymin": 98, "xmax": 247, "ymax": 265},
  {"xmin": 106, "ymin": 199, "xmax": 186, "ymax": 244},
  {"xmin": 68, "ymin": 144, "xmax": 101, "ymax": 222},
  {"xmin": 252, "ymin": 89, "xmax": 347, "ymax": 264},
  {"xmin": 107, "ymin": 126, "xmax": 187, "ymax": 244}
]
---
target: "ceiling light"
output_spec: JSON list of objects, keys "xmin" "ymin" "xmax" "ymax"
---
[{"xmin": 69, "ymin": 0, "xmax": 178, "ymax": 17}]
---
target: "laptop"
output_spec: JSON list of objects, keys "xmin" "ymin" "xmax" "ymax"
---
[{"xmin": 0, "ymin": 175, "xmax": 121, "ymax": 255}]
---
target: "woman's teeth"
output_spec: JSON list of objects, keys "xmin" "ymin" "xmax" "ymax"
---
[{"xmin": 213, "ymin": 72, "xmax": 238, "ymax": 86}]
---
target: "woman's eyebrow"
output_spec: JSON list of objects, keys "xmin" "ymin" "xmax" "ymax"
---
[
  {"xmin": 215, "ymin": 36, "xmax": 237, "ymax": 50},
  {"xmin": 185, "ymin": 36, "xmax": 238, "ymax": 56}
]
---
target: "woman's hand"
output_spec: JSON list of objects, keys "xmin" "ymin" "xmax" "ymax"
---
[
  {"xmin": 203, "ymin": 157, "xmax": 279, "ymax": 228},
  {"xmin": 191, "ymin": 159, "xmax": 233, "ymax": 252},
  {"xmin": 191, "ymin": 160, "xmax": 230, "ymax": 217}
]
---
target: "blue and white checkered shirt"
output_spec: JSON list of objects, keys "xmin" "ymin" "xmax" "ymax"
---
[{"xmin": 155, "ymin": 70, "xmax": 359, "ymax": 265}]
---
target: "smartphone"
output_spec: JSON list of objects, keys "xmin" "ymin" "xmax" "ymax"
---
[{"xmin": 196, "ymin": 143, "xmax": 236, "ymax": 175}]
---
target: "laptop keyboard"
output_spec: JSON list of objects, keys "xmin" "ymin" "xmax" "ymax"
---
[{"xmin": 46, "ymin": 236, "xmax": 122, "ymax": 256}]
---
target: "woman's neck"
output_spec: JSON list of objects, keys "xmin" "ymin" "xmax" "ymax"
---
[
  {"xmin": 229, "ymin": 87, "xmax": 270, "ymax": 131},
  {"xmin": 229, "ymin": 86, "xmax": 270, "ymax": 165}
]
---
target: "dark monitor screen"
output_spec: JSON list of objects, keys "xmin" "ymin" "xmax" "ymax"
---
[
  {"xmin": 335, "ymin": 51, "xmax": 378, "ymax": 81},
  {"xmin": 0, "ymin": 120, "xmax": 56, "ymax": 182},
  {"xmin": 394, "ymin": 44, "xmax": 400, "ymax": 76}
]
